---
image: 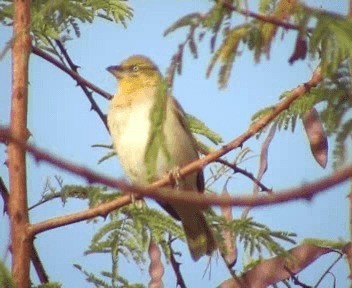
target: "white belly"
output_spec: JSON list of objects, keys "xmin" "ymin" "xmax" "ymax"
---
[
  {"xmin": 108, "ymin": 95, "xmax": 200, "ymax": 188},
  {"xmin": 108, "ymin": 99, "xmax": 153, "ymax": 184}
]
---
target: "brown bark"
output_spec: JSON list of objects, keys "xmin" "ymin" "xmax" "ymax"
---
[{"xmin": 9, "ymin": 0, "xmax": 31, "ymax": 287}]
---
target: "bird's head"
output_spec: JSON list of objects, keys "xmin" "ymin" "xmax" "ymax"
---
[{"xmin": 107, "ymin": 55, "xmax": 162, "ymax": 95}]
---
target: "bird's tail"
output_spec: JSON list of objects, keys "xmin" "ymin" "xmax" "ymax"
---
[{"xmin": 174, "ymin": 205, "xmax": 216, "ymax": 261}]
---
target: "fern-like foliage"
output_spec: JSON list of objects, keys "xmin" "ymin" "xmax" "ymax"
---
[
  {"xmin": 165, "ymin": 0, "xmax": 352, "ymax": 89},
  {"xmin": 0, "ymin": 0, "xmax": 133, "ymax": 53},
  {"xmin": 252, "ymin": 59, "xmax": 352, "ymax": 167},
  {"xmin": 87, "ymin": 203, "xmax": 184, "ymax": 263},
  {"xmin": 210, "ymin": 213, "xmax": 296, "ymax": 259},
  {"xmin": 46, "ymin": 184, "xmax": 182, "ymax": 286},
  {"xmin": 0, "ymin": 260, "xmax": 15, "ymax": 288},
  {"xmin": 74, "ymin": 264, "xmax": 144, "ymax": 288}
]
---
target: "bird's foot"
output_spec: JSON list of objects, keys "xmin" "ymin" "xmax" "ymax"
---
[{"xmin": 168, "ymin": 167, "xmax": 182, "ymax": 190}]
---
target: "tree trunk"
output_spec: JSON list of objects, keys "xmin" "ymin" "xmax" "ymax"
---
[{"xmin": 9, "ymin": 0, "xmax": 31, "ymax": 287}]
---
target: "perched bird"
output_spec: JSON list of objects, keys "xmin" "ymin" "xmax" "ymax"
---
[{"xmin": 107, "ymin": 55, "xmax": 216, "ymax": 261}]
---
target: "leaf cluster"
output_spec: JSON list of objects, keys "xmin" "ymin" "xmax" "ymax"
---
[
  {"xmin": 0, "ymin": 0, "xmax": 133, "ymax": 53},
  {"xmin": 0, "ymin": 260, "xmax": 15, "ymax": 288},
  {"xmin": 73, "ymin": 264, "xmax": 144, "ymax": 288},
  {"xmin": 252, "ymin": 59, "xmax": 352, "ymax": 167},
  {"xmin": 87, "ymin": 202, "xmax": 184, "ymax": 264},
  {"xmin": 165, "ymin": 0, "xmax": 352, "ymax": 89},
  {"xmin": 211, "ymin": 214, "xmax": 296, "ymax": 261}
]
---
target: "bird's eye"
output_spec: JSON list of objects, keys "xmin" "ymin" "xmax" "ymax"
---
[{"xmin": 132, "ymin": 65, "xmax": 139, "ymax": 72}]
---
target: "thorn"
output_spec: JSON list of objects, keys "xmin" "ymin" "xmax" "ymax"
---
[{"xmin": 303, "ymin": 82, "xmax": 311, "ymax": 93}]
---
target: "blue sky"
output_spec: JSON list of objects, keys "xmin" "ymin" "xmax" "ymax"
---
[{"xmin": 0, "ymin": 1, "xmax": 350, "ymax": 287}]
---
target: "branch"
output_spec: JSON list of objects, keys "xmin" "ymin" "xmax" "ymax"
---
[
  {"xmin": 0, "ymin": 177, "xmax": 49, "ymax": 283},
  {"xmin": 219, "ymin": 244, "xmax": 335, "ymax": 288},
  {"xmin": 343, "ymin": 243, "xmax": 352, "ymax": 280},
  {"xmin": 31, "ymin": 46, "xmax": 112, "ymax": 100},
  {"xmin": 168, "ymin": 239, "xmax": 187, "ymax": 288},
  {"xmin": 0, "ymin": 177, "xmax": 9, "ymax": 214},
  {"xmin": 218, "ymin": 0, "xmax": 312, "ymax": 32},
  {"xmin": 1, "ymin": 126, "xmax": 351, "ymax": 236},
  {"xmin": 215, "ymin": 158, "xmax": 271, "ymax": 192},
  {"xmin": 53, "ymin": 40, "xmax": 109, "ymax": 130},
  {"xmin": 1, "ymin": 66, "xmax": 329, "ymax": 236},
  {"xmin": 30, "ymin": 246, "xmax": 49, "ymax": 284}
]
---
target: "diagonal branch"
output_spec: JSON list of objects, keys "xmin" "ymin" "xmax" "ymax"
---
[
  {"xmin": 31, "ymin": 46, "xmax": 112, "ymax": 100},
  {"xmin": 1, "ymin": 126, "xmax": 351, "ymax": 236},
  {"xmin": 218, "ymin": 0, "xmax": 312, "ymax": 32},
  {"xmin": 168, "ymin": 237, "xmax": 187, "ymax": 288},
  {"xmin": 219, "ymin": 244, "xmax": 336, "ymax": 288},
  {"xmin": 1, "ymin": 66, "xmax": 335, "ymax": 237},
  {"xmin": 215, "ymin": 158, "xmax": 271, "ymax": 192},
  {"xmin": 53, "ymin": 40, "xmax": 109, "ymax": 130}
]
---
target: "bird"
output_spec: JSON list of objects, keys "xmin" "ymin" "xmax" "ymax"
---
[{"xmin": 106, "ymin": 55, "xmax": 216, "ymax": 261}]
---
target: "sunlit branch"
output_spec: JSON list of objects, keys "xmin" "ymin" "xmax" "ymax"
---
[
  {"xmin": 0, "ymin": 66, "xmax": 330, "ymax": 237},
  {"xmin": 1, "ymin": 125, "xmax": 351, "ymax": 237},
  {"xmin": 219, "ymin": 244, "xmax": 335, "ymax": 287},
  {"xmin": 9, "ymin": 0, "xmax": 32, "ymax": 286}
]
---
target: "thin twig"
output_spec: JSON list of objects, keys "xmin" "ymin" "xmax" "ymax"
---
[
  {"xmin": 169, "ymin": 238, "xmax": 187, "ymax": 288},
  {"xmin": 0, "ymin": 177, "xmax": 9, "ymax": 214},
  {"xmin": 31, "ymin": 246, "xmax": 49, "ymax": 283},
  {"xmin": 31, "ymin": 46, "xmax": 112, "ymax": 100},
  {"xmin": 313, "ymin": 251, "xmax": 343, "ymax": 287},
  {"xmin": 28, "ymin": 191, "xmax": 63, "ymax": 210},
  {"xmin": 0, "ymin": 177, "xmax": 49, "ymax": 283},
  {"xmin": 218, "ymin": 0, "xmax": 313, "ymax": 32},
  {"xmin": 284, "ymin": 266, "xmax": 311, "ymax": 288},
  {"xmin": 343, "ymin": 243, "xmax": 352, "ymax": 280},
  {"xmin": 53, "ymin": 40, "xmax": 109, "ymax": 130},
  {"xmin": 216, "ymin": 158, "xmax": 271, "ymax": 192}
]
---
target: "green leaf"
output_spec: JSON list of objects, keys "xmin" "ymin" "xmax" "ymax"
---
[
  {"xmin": 207, "ymin": 24, "xmax": 250, "ymax": 88},
  {"xmin": 97, "ymin": 151, "xmax": 116, "ymax": 164},
  {"xmin": 144, "ymin": 80, "xmax": 171, "ymax": 182},
  {"xmin": 164, "ymin": 13, "xmax": 201, "ymax": 36},
  {"xmin": 0, "ymin": 261, "xmax": 15, "ymax": 288},
  {"xmin": 303, "ymin": 238, "xmax": 346, "ymax": 250},
  {"xmin": 186, "ymin": 113, "xmax": 223, "ymax": 145}
]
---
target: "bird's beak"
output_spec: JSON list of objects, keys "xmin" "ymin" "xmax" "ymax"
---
[{"xmin": 106, "ymin": 65, "xmax": 121, "ymax": 74}]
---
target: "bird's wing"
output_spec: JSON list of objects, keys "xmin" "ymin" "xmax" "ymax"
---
[{"xmin": 170, "ymin": 96, "xmax": 205, "ymax": 193}]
